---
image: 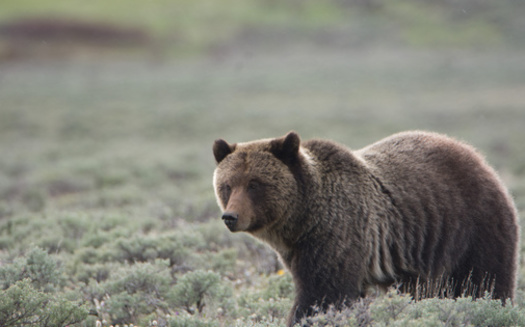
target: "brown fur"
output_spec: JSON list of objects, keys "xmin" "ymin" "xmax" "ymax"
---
[{"xmin": 212, "ymin": 131, "xmax": 520, "ymax": 326}]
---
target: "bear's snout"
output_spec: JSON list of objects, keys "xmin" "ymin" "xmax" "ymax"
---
[{"xmin": 222, "ymin": 212, "xmax": 238, "ymax": 231}]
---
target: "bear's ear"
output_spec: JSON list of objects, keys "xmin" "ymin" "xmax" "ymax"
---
[
  {"xmin": 213, "ymin": 139, "xmax": 236, "ymax": 163},
  {"xmin": 270, "ymin": 131, "xmax": 301, "ymax": 164}
]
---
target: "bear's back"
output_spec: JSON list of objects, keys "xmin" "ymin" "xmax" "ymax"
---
[
  {"xmin": 356, "ymin": 131, "xmax": 507, "ymax": 210},
  {"xmin": 357, "ymin": 131, "xmax": 499, "ymax": 197}
]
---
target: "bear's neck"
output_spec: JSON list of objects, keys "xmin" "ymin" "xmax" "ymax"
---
[{"xmin": 251, "ymin": 228, "xmax": 294, "ymax": 266}]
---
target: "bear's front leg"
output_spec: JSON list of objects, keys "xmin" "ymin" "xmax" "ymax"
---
[
  {"xmin": 286, "ymin": 244, "xmax": 365, "ymax": 326},
  {"xmin": 287, "ymin": 301, "xmax": 301, "ymax": 327},
  {"xmin": 287, "ymin": 293, "xmax": 318, "ymax": 327},
  {"xmin": 287, "ymin": 273, "xmax": 362, "ymax": 326}
]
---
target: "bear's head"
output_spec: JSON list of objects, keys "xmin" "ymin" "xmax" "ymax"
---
[{"xmin": 212, "ymin": 132, "xmax": 303, "ymax": 235}]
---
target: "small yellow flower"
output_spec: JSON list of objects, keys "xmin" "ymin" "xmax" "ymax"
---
[{"xmin": 277, "ymin": 269, "xmax": 285, "ymax": 276}]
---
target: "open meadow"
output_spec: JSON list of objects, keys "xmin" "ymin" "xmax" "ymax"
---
[{"xmin": 1, "ymin": 1, "xmax": 525, "ymax": 326}]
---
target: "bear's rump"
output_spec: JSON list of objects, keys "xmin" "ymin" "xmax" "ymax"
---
[{"xmin": 360, "ymin": 133, "xmax": 518, "ymax": 297}]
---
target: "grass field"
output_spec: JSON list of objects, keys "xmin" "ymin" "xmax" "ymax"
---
[
  {"xmin": 1, "ymin": 46, "xmax": 525, "ymax": 326},
  {"xmin": 1, "ymin": 1, "xmax": 525, "ymax": 326}
]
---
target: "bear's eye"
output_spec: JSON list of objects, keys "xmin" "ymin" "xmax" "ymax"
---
[{"xmin": 248, "ymin": 180, "xmax": 261, "ymax": 191}]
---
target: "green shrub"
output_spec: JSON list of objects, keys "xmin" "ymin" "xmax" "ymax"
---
[
  {"xmin": 236, "ymin": 236, "xmax": 281, "ymax": 275},
  {"xmin": 74, "ymin": 246, "xmax": 107, "ymax": 265},
  {"xmin": 300, "ymin": 308, "xmax": 359, "ymax": 327},
  {"xmin": 263, "ymin": 273, "xmax": 294, "ymax": 300},
  {"xmin": 448, "ymin": 296, "xmax": 525, "ymax": 327},
  {"xmin": 57, "ymin": 212, "xmax": 90, "ymax": 241},
  {"xmin": 237, "ymin": 292, "xmax": 292, "ymax": 324},
  {"xmin": 295, "ymin": 290, "xmax": 525, "ymax": 327},
  {"xmin": 235, "ymin": 272, "xmax": 294, "ymax": 322},
  {"xmin": 93, "ymin": 262, "xmax": 173, "ymax": 325},
  {"xmin": 195, "ymin": 220, "xmax": 235, "ymax": 251},
  {"xmin": 72, "ymin": 262, "xmax": 112, "ymax": 284},
  {"xmin": 252, "ymin": 297, "xmax": 291, "ymax": 324},
  {"xmin": 369, "ymin": 290, "xmax": 412, "ymax": 324},
  {"xmin": 198, "ymin": 248, "xmax": 238, "ymax": 276},
  {"xmin": 115, "ymin": 235, "xmax": 160, "ymax": 263},
  {"xmin": 168, "ymin": 270, "xmax": 233, "ymax": 316},
  {"xmin": 232, "ymin": 319, "xmax": 286, "ymax": 327},
  {"xmin": 369, "ymin": 290, "xmax": 525, "ymax": 327},
  {"xmin": 0, "ymin": 212, "xmax": 105, "ymax": 254},
  {"xmin": 115, "ymin": 231, "xmax": 205, "ymax": 268},
  {"xmin": 0, "ymin": 279, "xmax": 87, "ymax": 327},
  {"xmin": 81, "ymin": 230, "xmax": 113, "ymax": 248},
  {"xmin": 168, "ymin": 315, "xmax": 220, "ymax": 327},
  {"xmin": 0, "ymin": 247, "xmax": 87, "ymax": 326},
  {"xmin": 0, "ymin": 247, "xmax": 63, "ymax": 292}
]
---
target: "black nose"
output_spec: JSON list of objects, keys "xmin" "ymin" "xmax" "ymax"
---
[{"xmin": 222, "ymin": 212, "xmax": 238, "ymax": 231}]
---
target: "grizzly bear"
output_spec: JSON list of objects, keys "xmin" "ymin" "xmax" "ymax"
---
[{"xmin": 212, "ymin": 131, "xmax": 519, "ymax": 326}]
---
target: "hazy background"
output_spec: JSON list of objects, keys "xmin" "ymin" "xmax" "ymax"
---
[
  {"xmin": 1, "ymin": 0, "xmax": 524, "ymax": 213},
  {"xmin": 1, "ymin": 1, "xmax": 525, "ymax": 325}
]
